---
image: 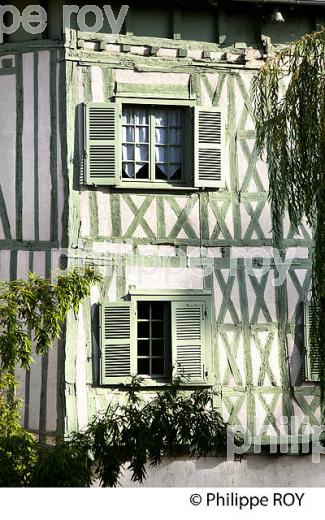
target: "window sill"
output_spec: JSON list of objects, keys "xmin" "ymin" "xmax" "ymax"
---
[
  {"xmin": 86, "ymin": 181, "xmax": 223, "ymax": 192},
  {"xmin": 98, "ymin": 379, "xmax": 213, "ymax": 389},
  {"xmin": 117, "ymin": 180, "xmax": 198, "ymax": 191}
]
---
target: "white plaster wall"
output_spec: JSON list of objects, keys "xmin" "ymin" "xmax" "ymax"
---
[
  {"xmin": 115, "ymin": 69, "xmax": 190, "ymax": 87},
  {"xmin": 117, "ymin": 455, "xmax": 325, "ymax": 487},
  {"xmin": 126, "ymin": 266, "xmax": 204, "ymax": 291},
  {"xmin": 22, "ymin": 52, "xmax": 35, "ymax": 240},
  {"xmin": 38, "ymin": 51, "xmax": 52, "ymax": 241},
  {"xmin": 0, "ymin": 52, "xmax": 64, "ymax": 436},
  {"xmin": 0, "ymin": 73, "xmax": 16, "ymax": 239}
]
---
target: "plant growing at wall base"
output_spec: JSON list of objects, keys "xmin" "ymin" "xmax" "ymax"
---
[
  {"xmin": 0, "ymin": 377, "xmax": 236, "ymax": 486},
  {"xmin": 70, "ymin": 378, "xmax": 237, "ymax": 487},
  {"xmin": 253, "ymin": 27, "xmax": 325, "ymax": 408}
]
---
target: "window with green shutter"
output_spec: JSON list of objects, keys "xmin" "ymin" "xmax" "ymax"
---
[
  {"xmin": 84, "ymin": 100, "xmax": 225, "ymax": 189},
  {"xmin": 304, "ymin": 300, "xmax": 320, "ymax": 382},
  {"xmin": 99, "ymin": 291, "xmax": 213, "ymax": 386}
]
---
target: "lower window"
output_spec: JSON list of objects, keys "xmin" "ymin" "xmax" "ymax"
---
[
  {"xmin": 137, "ymin": 302, "xmax": 171, "ymax": 378},
  {"xmin": 99, "ymin": 292, "xmax": 212, "ymax": 386}
]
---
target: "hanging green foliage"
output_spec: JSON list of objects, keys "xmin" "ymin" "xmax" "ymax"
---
[
  {"xmin": 253, "ymin": 28, "xmax": 325, "ymax": 408},
  {"xmin": 0, "ymin": 267, "xmax": 102, "ymax": 435}
]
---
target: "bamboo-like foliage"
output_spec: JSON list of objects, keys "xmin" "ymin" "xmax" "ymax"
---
[
  {"xmin": 0, "ymin": 268, "xmax": 102, "ymax": 435},
  {"xmin": 253, "ymin": 28, "xmax": 325, "ymax": 407}
]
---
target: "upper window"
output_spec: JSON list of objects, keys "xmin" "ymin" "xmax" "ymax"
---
[
  {"xmin": 122, "ymin": 107, "xmax": 183, "ymax": 183},
  {"xmin": 84, "ymin": 101, "xmax": 225, "ymax": 189}
]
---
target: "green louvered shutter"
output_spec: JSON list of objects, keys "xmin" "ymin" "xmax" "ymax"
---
[
  {"xmin": 304, "ymin": 301, "xmax": 320, "ymax": 382},
  {"xmin": 84, "ymin": 102, "xmax": 121, "ymax": 186},
  {"xmin": 171, "ymin": 301, "xmax": 211, "ymax": 385},
  {"xmin": 100, "ymin": 302, "xmax": 135, "ymax": 385},
  {"xmin": 194, "ymin": 107, "xmax": 225, "ymax": 188}
]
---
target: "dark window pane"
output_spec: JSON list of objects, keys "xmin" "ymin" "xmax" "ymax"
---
[
  {"xmin": 135, "ymin": 164, "xmax": 149, "ymax": 179},
  {"xmin": 152, "ymin": 358, "xmax": 164, "ymax": 376},
  {"xmin": 138, "ymin": 302, "xmax": 150, "ymax": 319},
  {"xmin": 122, "ymin": 163, "xmax": 135, "ymax": 179},
  {"xmin": 152, "ymin": 320, "xmax": 164, "ymax": 338},
  {"xmin": 151, "ymin": 303, "xmax": 165, "ymax": 320},
  {"xmin": 155, "ymin": 166, "xmax": 182, "ymax": 181},
  {"xmin": 169, "ymin": 167, "xmax": 182, "ymax": 180},
  {"xmin": 138, "ymin": 321, "xmax": 149, "ymax": 338},
  {"xmin": 138, "ymin": 340, "xmax": 150, "ymax": 356},
  {"xmin": 138, "ymin": 358, "xmax": 150, "ymax": 375},
  {"xmin": 155, "ymin": 167, "xmax": 167, "ymax": 180},
  {"xmin": 152, "ymin": 340, "xmax": 164, "ymax": 357}
]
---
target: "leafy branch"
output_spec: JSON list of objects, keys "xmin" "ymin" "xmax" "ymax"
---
[
  {"xmin": 0, "ymin": 267, "xmax": 102, "ymax": 436},
  {"xmin": 0, "ymin": 378, "xmax": 238, "ymax": 487},
  {"xmin": 253, "ymin": 27, "xmax": 325, "ymax": 408}
]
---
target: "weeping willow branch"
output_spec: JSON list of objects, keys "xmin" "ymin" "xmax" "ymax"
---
[{"xmin": 253, "ymin": 27, "xmax": 325, "ymax": 409}]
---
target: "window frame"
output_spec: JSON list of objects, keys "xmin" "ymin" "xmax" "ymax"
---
[
  {"xmin": 136, "ymin": 301, "xmax": 172, "ymax": 380},
  {"xmin": 122, "ymin": 105, "xmax": 185, "ymax": 185},
  {"xmin": 99, "ymin": 289, "xmax": 213, "ymax": 387},
  {"xmin": 118, "ymin": 98, "xmax": 195, "ymax": 189}
]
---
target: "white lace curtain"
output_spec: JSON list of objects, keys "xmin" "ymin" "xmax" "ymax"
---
[{"xmin": 122, "ymin": 108, "xmax": 182, "ymax": 179}]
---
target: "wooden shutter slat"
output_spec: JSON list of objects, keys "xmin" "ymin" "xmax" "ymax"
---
[
  {"xmin": 85, "ymin": 103, "xmax": 120, "ymax": 186},
  {"xmin": 172, "ymin": 301, "xmax": 210, "ymax": 384},
  {"xmin": 194, "ymin": 106, "xmax": 225, "ymax": 188},
  {"xmin": 304, "ymin": 300, "xmax": 320, "ymax": 382},
  {"xmin": 100, "ymin": 302, "xmax": 134, "ymax": 385}
]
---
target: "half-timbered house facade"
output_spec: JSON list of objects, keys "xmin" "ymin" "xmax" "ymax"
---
[{"xmin": 1, "ymin": 0, "xmax": 325, "ymax": 485}]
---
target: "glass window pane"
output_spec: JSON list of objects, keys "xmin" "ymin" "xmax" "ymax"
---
[
  {"xmin": 156, "ymin": 166, "xmax": 168, "ymax": 180},
  {"xmin": 169, "ymin": 127, "xmax": 181, "ymax": 145},
  {"xmin": 122, "ymin": 163, "xmax": 135, "ymax": 178},
  {"xmin": 122, "ymin": 126, "xmax": 135, "ymax": 143},
  {"xmin": 155, "ymin": 127, "xmax": 167, "ymax": 144},
  {"xmin": 135, "ymin": 126, "xmax": 148, "ymax": 143},
  {"xmin": 134, "ymin": 109, "xmax": 148, "ymax": 125},
  {"xmin": 152, "ymin": 358, "xmax": 164, "ymax": 376},
  {"xmin": 155, "ymin": 146, "xmax": 167, "ymax": 163},
  {"xmin": 169, "ymin": 110, "xmax": 181, "ymax": 126},
  {"xmin": 122, "ymin": 144, "xmax": 134, "ymax": 161},
  {"xmin": 152, "ymin": 320, "xmax": 164, "ymax": 338},
  {"xmin": 169, "ymin": 146, "xmax": 181, "ymax": 163},
  {"xmin": 151, "ymin": 303, "xmax": 165, "ymax": 320},
  {"xmin": 138, "ymin": 340, "xmax": 150, "ymax": 356},
  {"xmin": 155, "ymin": 110, "xmax": 168, "ymax": 126},
  {"xmin": 138, "ymin": 358, "xmax": 150, "ymax": 375},
  {"xmin": 168, "ymin": 167, "xmax": 182, "ymax": 180},
  {"xmin": 152, "ymin": 340, "xmax": 164, "ymax": 357},
  {"xmin": 138, "ymin": 321, "xmax": 149, "ymax": 338},
  {"xmin": 138, "ymin": 302, "xmax": 150, "ymax": 319},
  {"xmin": 135, "ymin": 164, "xmax": 149, "ymax": 179},
  {"xmin": 122, "ymin": 109, "xmax": 134, "ymax": 125},
  {"xmin": 135, "ymin": 144, "xmax": 149, "ymax": 162}
]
